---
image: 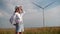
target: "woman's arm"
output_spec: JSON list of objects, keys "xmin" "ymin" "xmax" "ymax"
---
[
  {"xmin": 21, "ymin": 11, "xmax": 25, "ymax": 16},
  {"xmin": 9, "ymin": 13, "xmax": 16, "ymax": 24}
]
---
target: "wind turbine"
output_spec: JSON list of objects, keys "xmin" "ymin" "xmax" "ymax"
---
[{"xmin": 32, "ymin": 1, "xmax": 56, "ymax": 27}]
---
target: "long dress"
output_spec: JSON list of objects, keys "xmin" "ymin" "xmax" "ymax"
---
[{"xmin": 10, "ymin": 11, "xmax": 25, "ymax": 32}]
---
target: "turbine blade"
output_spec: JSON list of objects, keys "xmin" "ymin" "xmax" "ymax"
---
[
  {"xmin": 32, "ymin": 2, "xmax": 43, "ymax": 9},
  {"xmin": 44, "ymin": 1, "xmax": 56, "ymax": 8}
]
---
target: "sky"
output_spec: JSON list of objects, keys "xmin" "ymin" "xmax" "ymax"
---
[{"xmin": 0, "ymin": 0, "xmax": 60, "ymax": 28}]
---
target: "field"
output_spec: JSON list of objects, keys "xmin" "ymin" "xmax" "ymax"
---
[{"xmin": 0, "ymin": 27, "xmax": 60, "ymax": 34}]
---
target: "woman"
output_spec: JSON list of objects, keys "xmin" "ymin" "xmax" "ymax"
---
[{"xmin": 10, "ymin": 6, "xmax": 25, "ymax": 34}]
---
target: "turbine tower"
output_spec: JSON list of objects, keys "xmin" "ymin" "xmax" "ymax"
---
[{"xmin": 32, "ymin": 1, "xmax": 56, "ymax": 27}]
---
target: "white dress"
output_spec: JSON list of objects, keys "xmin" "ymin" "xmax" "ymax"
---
[{"xmin": 10, "ymin": 11, "xmax": 25, "ymax": 32}]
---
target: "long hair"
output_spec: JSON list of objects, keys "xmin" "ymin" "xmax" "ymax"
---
[{"xmin": 14, "ymin": 6, "xmax": 23, "ymax": 13}]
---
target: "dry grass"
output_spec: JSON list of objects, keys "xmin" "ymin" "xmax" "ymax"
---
[{"xmin": 0, "ymin": 27, "xmax": 60, "ymax": 34}]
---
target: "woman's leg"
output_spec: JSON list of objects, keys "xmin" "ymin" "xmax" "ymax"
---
[
  {"xmin": 19, "ymin": 32, "xmax": 22, "ymax": 34},
  {"xmin": 16, "ymin": 23, "xmax": 19, "ymax": 34}
]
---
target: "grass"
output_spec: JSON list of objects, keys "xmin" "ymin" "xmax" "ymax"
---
[{"xmin": 0, "ymin": 27, "xmax": 60, "ymax": 34}]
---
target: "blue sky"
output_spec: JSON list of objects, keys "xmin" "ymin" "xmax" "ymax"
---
[{"xmin": 0, "ymin": 0, "xmax": 60, "ymax": 28}]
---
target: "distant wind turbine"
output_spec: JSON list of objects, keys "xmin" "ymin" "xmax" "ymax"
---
[{"xmin": 32, "ymin": 1, "xmax": 56, "ymax": 27}]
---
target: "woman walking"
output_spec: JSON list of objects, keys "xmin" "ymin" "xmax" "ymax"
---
[{"xmin": 10, "ymin": 5, "xmax": 25, "ymax": 34}]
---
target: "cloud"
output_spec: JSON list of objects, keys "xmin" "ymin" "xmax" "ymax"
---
[
  {"xmin": 2, "ymin": 0, "xmax": 43, "ymax": 20},
  {"xmin": 0, "ymin": 9, "xmax": 9, "ymax": 17},
  {"xmin": 45, "ymin": 5, "xmax": 60, "ymax": 26},
  {"xmin": 0, "ymin": 0, "xmax": 60, "ymax": 28},
  {"xmin": 0, "ymin": 13, "xmax": 3, "ymax": 17},
  {"xmin": 2, "ymin": 0, "xmax": 37, "ymax": 11},
  {"xmin": 0, "ymin": 0, "xmax": 43, "ymax": 28},
  {"xmin": 45, "ymin": 6, "xmax": 60, "ymax": 19}
]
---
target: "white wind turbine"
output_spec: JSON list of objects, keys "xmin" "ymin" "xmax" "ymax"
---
[{"xmin": 32, "ymin": 1, "xmax": 56, "ymax": 27}]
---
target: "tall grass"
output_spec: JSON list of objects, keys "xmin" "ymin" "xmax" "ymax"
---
[{"xmin": 0, "ymin": 27, "xmax": 60, "ymax": 34}]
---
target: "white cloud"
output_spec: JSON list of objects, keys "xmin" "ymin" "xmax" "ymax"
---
[
  {"xmin": 2, "ymin": 0, "xmax": 43, "ymax": 19},
  {"xmin": 45, "ymin": 6, "xmax": 60, "ymax": 26},
  {"xmin": 45, "ymin": 6, "xmax": 60, "ymax": 19},
  {"xmin": 0, "ymin": 0, "xmax": 43, "ymax": 28},
  {"xmin": 0, "ymin": 9, "xmax": 9, "ymax": 17},
  {"xmin": 2, "ymin": 0, "xmax": 36, "ymax": 12},
  {"xmin": 0, "ymin": 0, "xmax": 60, "ymax": 28},
  {"xmin": 0, "ymin": 12, "xmax": 3, "ymax": 17}
]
